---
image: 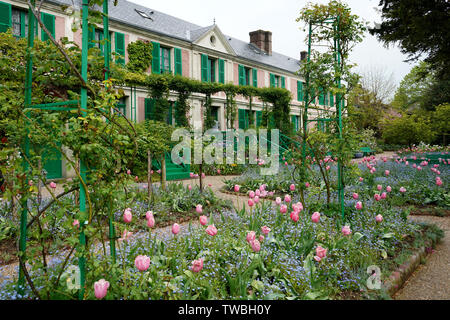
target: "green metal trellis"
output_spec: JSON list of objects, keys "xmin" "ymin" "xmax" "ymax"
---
[
  {"xmin": 302, "ymin": 16, "xmax": 346, "ymax": 221},
  {"xmin": 17, "ymin": 0, "xmax": 115, "ymax": 299}
]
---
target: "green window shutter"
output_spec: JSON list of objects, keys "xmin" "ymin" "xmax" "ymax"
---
[
  {"xmin": 291, "ymin": 115, "xmax": 296, "ymax": 132},
  {"xmin": 145, "ymin": 98, "xmax": 156, "ymax": 120},
  {"xmin": 256, "ymin": 111, "xmax": 262, "ymax": 128},
  {"xmin": 166, "ymin": 103, "xmax": 173, "ymax": 125},
  {"xmin": 174, "ymin": 48, "xmax": 182, "ymax": 75},
  {"xmin": 0, "ymin": 2, "xmax": 11, "ymax": 33},
  {"xmin": 238, "ymin": 65, "xmax": 246, "ymax": 86},
  {"xmin": 281, "ymin": 77, "xmax": 285, "ymax": 89},
  {"xmin": 151, "ymin": 41, "xmax": 160, "ymax": 74},
  {"xmin": 41, "ymin": 12, "xmax": 55, "ymax": 41},
  {"xmin": 238, "ymin": 109, "xmax": 246, "ymax": 129},
  {"xmin": 218, "ymin": 59, "xmax": 225, "ymax": 84},
  {"xmin": 201, "ymin": 54, "xmax": 208, "ymax": 82},
  {"xmin": 252, "ymin": 69, "xmax": 258, "ymax": 87},
  {"xmin": 297, "ymin": 81, "xmax": 303, "ymax": 101},
  {"xmin": 269, "ymin": 113, "xmax": 275, "ymax": 128},
  {"xmin": 330, "ymin": 93, "xmax": 334, "ymax": 107},
  {"xmin": 318, "ymin": 87, "xmax": 325, "ymax": 105},
  {"xmin": 325, "ymin": 92, "xmax": 329, "ymax": 106},
  {"xmin": 88, "ymin": 25, "xmax": 95, "ymax": 49},
  {"xmin": 270, "ymin": 73, "xmax": 275, "ymax": 88},
  {"xmin": 115, "ymin": 32, "xmax": 125, "ymax": 65}
]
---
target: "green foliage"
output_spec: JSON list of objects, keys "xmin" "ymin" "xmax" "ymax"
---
[
  {"xmin": 381, "ymin": 113, "xmax": 435, "ymax": 147},
  {"xmin": 126, "ymin": 40, "xmax": 153, "ymax": 73}
]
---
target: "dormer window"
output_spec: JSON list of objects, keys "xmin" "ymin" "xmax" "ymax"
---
[{"xmin": 135, "ymin": 9, "xmax": 152, "ymax": 20}]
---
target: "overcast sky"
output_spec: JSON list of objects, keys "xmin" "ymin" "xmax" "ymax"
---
[{"xmin": 129, "ymin": 0, "xmax": 416, "ymax": 89}]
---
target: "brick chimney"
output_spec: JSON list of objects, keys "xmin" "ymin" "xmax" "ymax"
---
[
  {"xmin": 249, "ymin": 30, "xmax": 272, "ymax": 55},
  {"xmin": 300, "ymin": 51, "xmax": 307, "ymax": 61}
]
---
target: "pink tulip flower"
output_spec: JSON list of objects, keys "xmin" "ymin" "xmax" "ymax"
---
[
  {"xmin": 386, "ymin": 186, "xmax": 392, "ymax": 192},
  {"xmin": 399, "ymin": 187, "xmax": 406, "ymax": 193},
  {"xmin": 145, "ymin": 211, "xmax": 153, "ymax": 220},
  {"xmin": 147, "ymin": 216, "xmax": 155, "ymax": 228},
  {"xmin": 49, "ymin": 182, "xmax": 57, "ymax": 189},
  {"xmin": 359, "ymin": 177, "xmax": 364, "ymax": 182},
  {"xmin": 255, "ymin": 189, "xmax": 261, "ymax": 197},
  {"xmin": 217, "ymin": 169, "xmax": 221, "ymax": 174},
  {"xmin": 352, "ymin": 193, "xmax": 359, "ymax": 200},
  {"xmin": 385, "ymin": 170, "xmax": 390, "ymax": 176},
  {"xmin": 73, "ymin": 219, "xmax": 80, "ymax": 229},
  {"xmin": 375, "ymin": 214, "xmax": 383, "ymax": 223},
  {"xmin": 259, "ymin": 235, "xmax": 264, "ymax": 242},
  {"xmin": 246, "ymin": 231, "xmax": 256, "ymax": 243},
  {"xmin": 234, "ymin": 185, "xmax": 240, "ymax": 192},
  {"xmin": 289, "ymin": 184, "xmax": 295, "ymax": 191},
  {"xmin": 94, "ymin": 279, "xmax": 110, "ymax": 299},
  {"xmin": 311, "ymin": 212, "xmax": 320, "ymax": 223},
  {"xmin": 191, "ymin": 258, "xmax": 204, "ymax": 273},
  {"xmin": 284, "ymin": 195, "xmax": 291, "ymax": 203},
  {"xmin": 275, "ymin": 197, "xmax": 282, "ymax": 205},
  {"xmin": 126, "ymin": 169, "xmax": 131, "ymax": 175},
  {"xmin": 201, "ymin": 173, "xmax": 206, "ymax": 178},
  {"xmin": 172, "ymin": 223, "xmax": 180, "ymax": 235},
  {"xmin": 196, "ymin": 204, "xmax": 203, "ymax": 214},
  {"xmin": 205, "ymin": 225, "xmax": 218, "ymax": 236},
  {"xmin": 355, "ymin": 201, "xmax": 363, "ymax": 210},
  {"xmin": 261, "ymin": 226, "xmax": 271, "ymax": 235},
  {"xmin": 190, "ymin": 172, "xmax": 194, "ymax": 178},
  {"xmin": 254, "ymin": 196, "xmax": 260, "ymax": 203},
  {"xmin": 199, "ymin": 215, "xmax": 208, "ymax": 226},
  {"xmin": 135, "ymin": 255, "xmax": 151, "ymax": 272},
  {"xmin": 374, "ymin": 194, "xmax": 381, "ymax": 201},
  {"xmin": 292, "ymin": 202, "xmax": 303, "ymax": 212},
  {"xmin": 305, "ymin": 182, "xmax": 310, "ymax": 188},
  {"xmin": 250, "ymin": 239, "xmax": 261, "ymax": 252},
  {"xmin": 381, "ymin": 192, "xmax": 387, "ymax": 199},
  {"xmin": 341, "ymin": 225, "xmax": 352, "ymax": 236},
  {"xmin": 280, "ymin": 204, "xmax": 287, "ymax": 214},
  {"xmin": 123, "ymin": 209, "xmax": 132, "ymax": 223},
  {"xmin": 315, "ymin": 246, "xmax": 327, "ymax": 259},
  {"xmin": 188, "ymin": 184, "xmax": 192, "ymax": 191},
  {"xmin": 377, "ymin": 185, "xmax": 382, "ymax": 191},
  {"xmin": 248, "ymin": 199, "xmax": 255, "ymax": 207},
  {"xmin": 118, "ymin": 229, "xmax": 133, "ymax": 242},
  {"xmin": 290, "ymin": 211, "xmax": 299, "ymax": 222},
  {"xmin": 249, "ymin": 191, "xmax": 255, "ymax": 198}
]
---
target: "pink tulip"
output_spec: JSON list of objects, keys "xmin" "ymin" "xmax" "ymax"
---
[
  {"xmin": 246, "ymin": 231, "xmax": 256, "ymax": 243},
  {"xmin": 201, "ymin": 173, "xmax": 206, "ymax": 178},
  {"xmin": 199, "ymin": 215, "xmax": 208, "ymax": 226},
  {"xmin": 135, "ymin": 255, "xmax": 151, "ymax": 272},
  {"xmin": 352, "ymin": 193, "xmax": 359, "ymax": 200},
  {"xmin": 49, "ymin": 182, "xmax": 57, "ymax": 189},
  {"xmin": 250, "ymin": 239, "xmax": 261, "ymax": 252},
  {"xmin": 377, "ymin": 185, "xmax": 382, "ymax": 191},
  {"xmin": 248, "ymin": 198, "xmax": 255, "ymax": 207},
  {"xmin": 290, "ymin": 211, "xmax": 299, "ymax": 222},
  {"xmin": 359, "ymin": 177, "xmax": 364, "ymax": 182},
  {"xmin": 341, "ymin": 225, "xmax": 352, "ymax": 236},
  {"xmin": 386, "ymin": 186, "xmax": 392, "ymax": 192},
  {"xmin": 255, "ymin": 189, "xmax": 261, "ymax": 197},
  {"xmin": 436, "ymin": 179, "xmax": 443, "ymax": 186},
  {"xmin": 311, "ymin": 212, "xmax": 320, "ymax": 223},
  {"xmin": 190, "ymin": 172, "xmax": 194, "ymax": 178},
  {"xmin": 205, "ymin": 225, "xmax": 218, "ymax": 236},
  {"xmin": 316, "ymin": 246, "xmax": 327, "ymax": 259},
  {"xmin": 374, "ymin": 194, "xmax": 381, "ymax": 201},
  {"xmin": 275, "ymin": 197, "xmax": 282, "ymax": 205},
  {"xmin": 147, "ymin": 216, "xmax": 155, "ymax": 228},
  {"xmin": 381, "ymin": 192, "xmax": 387, "ymax": 199},
  {"xmin": 118, "ymin": 229, "xmax": 133, "ymax": 242},
  {"xmin": 261, "ymin": 226, "xmax": 271, "ymax": 235},
  {"xmin": 254, "ymin": 196, "xmax": 260, "ymax": 204},
  {"xmin": 234, "ymin": 185, "xmax": 240, "ymax": 192},
  {"xmin": 292, "ymin": 202, "xmax": 303, "ymax": 212},
  {"xmin": 123, "ymin": 209, "xmax": 132, "ymax": 223},
  {"xmin": 280, "ymin": 204, "xmax": 287, "ymax": 214},
  {"xmin": 217, "ymin": 169, "xmax": 221, "ymax": 174},
  {"xmin": 126, "ymin": 169, "xmax": 131, "ymax": 175},
  {"xmin": 259, "ymin": 184, "xmax": 266, "ymax": 191},
  {"xmin": 289, "ymin": 184, "xmax": 295, "ymax": 191},
  {"xmin": 284, "ymin": 195, "xmax": 291, "ymax": 203},
  {"xmin": 172, "ymin": 223, "xmax": 180, "ymax": 235},
  {"xmin": 385, "ymin": 170, "xmax": 390, "ymax": 176},
  {"xmin": 326, "ymin": 165, "xmax": 330, "ymax": 171},
  {"xmin": 145, "ymin": 211, "xmax": 153, "ymax": 220},
  {"xmin": 375, "ymin": 214, "xmax": 383, "ymax": 223},
  {"xmin": 259, "ymin": 235, "xmax": 264, "ymax": 242},
  {"xmin": 305, "ymin": 182, "xmax": 310, "ymax": 188},
  {"xmin": 94, "ymin": 279, "xmax": 110, "ymax": 299},
  {"xmin": 73, "ymin": 219, "xmax": 80, "ymax": 228},
  {"xmin": 399, "ymin": 187, "xmax": 406, "ymax": 193},
  {"xmin": 208, "ymin": 183, "xmax": 212, "ymax": 187},
  {"xmin": 191, "ymin": 258, "xmax": 204, "ymax": 273},
  {"xmin": 412, "ymin": 164, "xmax": 417, "ymax": 168},
  {"xmin": 188, "ymin": 184, "xmax": 192, "ymax": 191},
  {"xmin": 135, "ymin": 176, "xmax": 139, "ymax": 182},
  {"xmin": 196, "ymin": 204, "xmax": 203, "ymax": 214},
  {"xmin": 355, "ymin": 201, "xmax": 363, "ymax": 210},
  {"xmin": 249, "ymin": 191, "xmax": 255, "ymax": 198}
]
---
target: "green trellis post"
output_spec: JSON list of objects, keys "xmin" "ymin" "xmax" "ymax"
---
[
  {"xmin": 17, "ymin": 0, "xmax": 113, "ymax": 299},
  {"xmin": 302, "ymin": 16, "xmax": 346, "ymax": 222}
]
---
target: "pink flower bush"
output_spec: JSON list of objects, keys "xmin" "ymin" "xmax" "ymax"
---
[
  {"xmin": 94, "ymin": 279, "xmax": 110, "ymax": 299},
  {"xmin": 135, "ymin": 255, "xmax": 151, "ymax": 272},
  {"xmin": 191, "ymin": 258, "xmax": 204, "ymax": 273},
  {"xmin": 199, "ymin": 215, "xmax": 208, "ymax": 226},
  {"xmin": 341, "ymin": 225, "xmax": 352, "ymax": 236},
  {"xmin": 311, "ymin": 212, "xmax": 320, "ymax": 223},
  {"xmin": 172, "ymin": 223, "xmax": 180, "ymax": 235},
  {"xmin": 205, "ymin": 225, "xmax": 218, "ymax": 236}
]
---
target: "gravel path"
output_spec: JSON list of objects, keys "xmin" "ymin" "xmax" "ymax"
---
[{"xmin": 393, "ymin": 215, "xmax": 450, "ymax": 300}]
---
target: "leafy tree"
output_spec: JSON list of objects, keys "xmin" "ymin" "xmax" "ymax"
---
[
  {"xmin": 369, "ymin": 0, "xmax": 450, "ymax": 81},
  {"xmin": 381, "ymin": 113, "xmax": 435, "ymax": 147},
  {"xmin": 431, "ymin": 104, "xmax": 450, "ymax": 145}
]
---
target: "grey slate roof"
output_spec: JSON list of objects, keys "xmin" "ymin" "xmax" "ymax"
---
[{"xmin": 50, "ymin": 0, "xmax": 301, "ymax": 74}]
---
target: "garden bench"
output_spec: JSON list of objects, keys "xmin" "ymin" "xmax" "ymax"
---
[{"xmin": 360, "ymin": 147, "xmax": 375, "ymax": 156}]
